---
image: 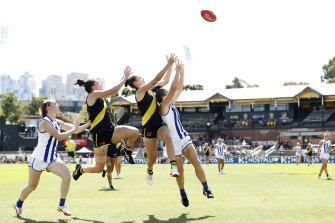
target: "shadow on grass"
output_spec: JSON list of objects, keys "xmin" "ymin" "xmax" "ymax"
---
[
  {"xmin": 99, "ymin": 187, "xmax": 119, "ymax": 192},
  {"xmin": 16, "ymin": 216, "xmax": 104, "ymax": 223},
  {"xmin": 139, "ymin": 213, "xmax": 215, "ymax": 223}
]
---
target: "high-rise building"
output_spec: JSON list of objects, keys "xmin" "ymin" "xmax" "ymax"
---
[
  {"xmin": 96, "ymin": 77, "xmax": 105, "ymax": 90},
  {"xmin": 45, "ymin": 75, "xmax": 65, "ymax": 100},
  {"xmin": 17, "ymin": 72, "xmax": 36, "ymax": 100},
  {"xmin": 39, "ymin": 79, "xmax": 47, "ymax": 96},
  {"xmin": 66, "ymin": 72, "xmax": 89, "ymax": 100},
  {"xmin": 0, "ymin": 74, "xmax": 18, "ymax": 94},
  {"xmin": 0, "ymin": 26, "xmax": 11, "ymax": 46}
]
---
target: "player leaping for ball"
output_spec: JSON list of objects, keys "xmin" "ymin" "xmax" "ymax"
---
[
  {"xmin": 154, "ymin": 60, "xmax": 214, "ymax": 207},
  {"xmin": 125, "ymin": 54, "xmax": 180, "ymax": 185},
  {"xmin": 72, "ymin": 67, "xmax": 139, "ymax": 182}
]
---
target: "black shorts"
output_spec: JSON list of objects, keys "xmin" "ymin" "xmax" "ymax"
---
[
  {"xmin": 307, "ymin": 153, "xmax": 312, "ymax": 157},
  {"xmin": 68, "ymin": 151, "xmax": 75, "ymax": 158},
  {"xmin": 107, "ymin": 143, "xmax": 121, "ymax": 158},
  {"xmin": 141, "ymin": 122, "xmax": 167, "ymax": 139},
  {"xmin": 91, "ymin": 127, "xmax": 115, "ymax": 148},
  {"xmin": 204, "ymin": 152, "xmax": 210, "ymax": 156}
]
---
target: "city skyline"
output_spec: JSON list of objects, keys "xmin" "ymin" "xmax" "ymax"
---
[
  {"xmin": 0, "ymin": 71, "xmax": 105, "ymax": 100},
  {"xmin": 0, "ymin": 1, "xmax": 335, "ymax": 91}
]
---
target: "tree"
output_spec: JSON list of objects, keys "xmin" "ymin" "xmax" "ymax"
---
[
  {"xmin": 0, "ymin": 91, "xmax": 22, "ymax": 123},
  {"xmin": 110, "ymin": 92, "xmax": 119, "ymax": 101},
  {"xmin": 121, "ymin": 87, "xmax": 135, "ymax": 97},
  {"xmin": 321, "ymin": 57, "xmax": 335, "ymax": 83},
  {"xmin": 78, "ymin": 104, "xmax": 88, "ymax": 122},
  {"xmin": 283, "ymin": 82, "xmax": 309, "ymax": 86},
  {"xmin": 226, "ymin": 77, "xmax": 244, "ymax": 89},
  {"xmin": 23, "ymin": 96, "xmax": 48, "ymax": 116},
  {"xmin": 246, "ymin": 84, "xmax": 259, "ymax": 88},
  {"xmin": 183, "ymin": 84, "xmax": 203, "ymax": 91}
]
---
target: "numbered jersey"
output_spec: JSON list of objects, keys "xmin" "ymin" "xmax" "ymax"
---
[
  {"xmin": 320, "ymin": 140, "xmax": 331, "ymax": 154},
  {"xmin": 215, "ymin": 143, "xmax": 225, "ymax": 157},
  {"xmin": 161, "ymin": 102, "xmax": 188, "ymax": 141},
  {"xmin": 31, "ymin": 116, "xmax": 61, "ymax": 162}
]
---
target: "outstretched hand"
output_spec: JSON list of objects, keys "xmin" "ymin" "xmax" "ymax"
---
[
  {"xmin": 74, "ymin": 116, "xmax": 81, "ymax": 130},
  {"xmin": 124, "ymin": 66, "xmax": 132, "ymax": 79},
  {"xmin": 166, "ymin": 53, "xmax": 177, "ymax": 65},
  {"xmin": 175, "ymin": 60, "xmax": 184, "ymax": 71}
]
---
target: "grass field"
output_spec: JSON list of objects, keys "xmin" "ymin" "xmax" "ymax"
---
[{"xmin": 1, "ymin": 163, "xmax": 334, "ymax": 223}]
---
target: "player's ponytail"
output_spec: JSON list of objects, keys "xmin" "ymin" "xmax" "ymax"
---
[
  {"xmin": 74, "ymin": 79, "xmax": 95, "ymax": 93},
  {"xmin": 125, "ymin": 76, "xmax": 138, "ymax": 89}
]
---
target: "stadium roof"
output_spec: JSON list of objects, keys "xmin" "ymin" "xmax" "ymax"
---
[{"xmin": 111, "ymin": 84, "xmax": 335, "ymax": 106}]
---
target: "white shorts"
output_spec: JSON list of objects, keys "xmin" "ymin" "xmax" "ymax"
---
[
  {"xmin": 320, "ymin": 153, "xmax": 329, "ymax": 160},
  {"xmin": 295, "ymin": 153, "xmax": 301, "ymax": 157},
  {"xmin": 173, "ymin": 137, "xmax": 192, "ymax": 156},
  {"xmin": 216, "ymin": 155, "xmax": 225, "ymax": 160},
  {"xmin": 28, "ymin": 157, "xmax": 59, "ymax": 172}
]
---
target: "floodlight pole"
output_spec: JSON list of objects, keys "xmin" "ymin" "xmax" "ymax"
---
[{"xmin": 183, "ymin": 45, "xmax": 191, "ymax": 85}]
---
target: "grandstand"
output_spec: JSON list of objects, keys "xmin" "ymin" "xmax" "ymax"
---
[
  {"xmin": 110, "ymin": 84, "xmax": 335, "ymax": 147},
  {"xmin": 1, "ymin": 84, "xmax": 335, "ymax": 160}
]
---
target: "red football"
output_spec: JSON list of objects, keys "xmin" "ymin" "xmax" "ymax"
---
[{"xmin": 201, "ymin": 10, "xmax": 217, "ymax": 22}]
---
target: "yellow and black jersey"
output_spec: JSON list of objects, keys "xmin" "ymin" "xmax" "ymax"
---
[
  {"xmin": 204, "ymin": 146, "xmax": 210, "ymax": 156},
  {"xmin": 87, "ymin": 96, "xmax": 112, "ymax": 133},
  {"xmin": 306, "ymin": 145, "xmax": 313, "ymax": 156},
  {"xmin": 137, "ymin": 90, "xmax": 163, "ymax": 128}
]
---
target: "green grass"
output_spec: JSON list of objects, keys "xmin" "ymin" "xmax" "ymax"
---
[{"xmin": 1, "ymin": 163, "xmax": 334, "ymax": 223}]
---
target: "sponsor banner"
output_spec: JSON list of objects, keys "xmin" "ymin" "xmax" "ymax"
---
[
  {"xmin": 122, "ymin": 156, "xmax": 335, "ymax": 164},
  {"xmin": 64, "ymin": 138, "xmax": 87, "ymax": 146}
]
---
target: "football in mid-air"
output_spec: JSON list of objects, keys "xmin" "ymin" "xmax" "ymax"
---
[{"xmin": 201, "ymin": 10, "xmax": 217, "ymax": 22}]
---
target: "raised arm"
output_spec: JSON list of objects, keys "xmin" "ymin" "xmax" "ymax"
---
[
  {"xmin": 61, "ymin": 117, "xmax": 91, "ymax": 134},
  {"xmin": 173, "ymin": 66, "xmax": 185, "ymax": 103},
  {"xmin": 90, "ymin": 66, "xmax": 132, "ymax": 100},
  {"xmin": 160, "ymin": 60, "xmax": 183, "ymax": 115},
  {"xmin": 137, "ymin": 54, "xmax": 177, "ymax": 97},
  {"xmin": 40, "ymin": 118, "xmax": 81, "ymax": 141},
  {"xmin": 155, "ymin": 64, "xmax": 173, "ymax": 88}
]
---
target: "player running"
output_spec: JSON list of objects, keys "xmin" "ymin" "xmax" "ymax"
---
[
  {"xmin": 213, "ymin": 138, "xmax": 227, "ymax": 174},
  {"xmin": 317, "ymin": 131, "xmax": 332, "ymax": 180},
  {"xmin": 294, "ymin": 142, "xmax": 302, "ymax": 167},
  {"xmin": 14, "ymin": 99, "xmax": 90, "ymax": 218}
]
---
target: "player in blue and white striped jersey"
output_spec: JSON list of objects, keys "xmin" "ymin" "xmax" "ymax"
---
[
  {"xmin": 317, "ymin": 131, "xmax": 332, "ymax": 180},
  {"xmin": 214, "ymin": 138, "xmax": 227, "ymax": 174},
  {"xmin": 14, "ymin": 99, "xmax": 90, "ymax": 218},
  {"xmin": 155, "ymin": 60, "xmax": 214, "ymax": 207}
]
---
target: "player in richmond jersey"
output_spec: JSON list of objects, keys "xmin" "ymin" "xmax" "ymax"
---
[
  {"xmin": 317, "ymin": 131, "xmax": 332, "ymax": 180},
  {"xmin": 14, "ymin": 99, "xmax": 90, "ymax": 218},
  {"xmin": 125, "ymin": 54, "xmax": 179, "ymax": 185},
  {"xmin": 155, "ymin": 60, "xmax": 214, "ymax": 207},
  {"xmin": 214, "ymin": 138, "xmax": 227, "ymax": 174},
  {"xmin": 102, "ymin": 140, "xmax": 124, "ymax": 190},
  {"xmin": 72, "ymin": 67, "xmax": 139, "ymax": 182},
  {"xmin": 203, "ymin": 143, "xmax": 212, "ymax": 166}
]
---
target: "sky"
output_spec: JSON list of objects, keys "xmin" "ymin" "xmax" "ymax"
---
[{"xmin": 0, "ymin": 0, "xmax": 335, "ymax": 95}]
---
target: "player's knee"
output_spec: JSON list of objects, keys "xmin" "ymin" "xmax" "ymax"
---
[
  {"xmin": 28, "ymin": 183, "xmax": 38, "ymax": 191},
  {"xmin": 62, "ymin": 173, "xmax": 71, "ymax": 182},
  {"xmin": 96, "ymin": 165, "xmax": 105, "ymax": 173}
]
